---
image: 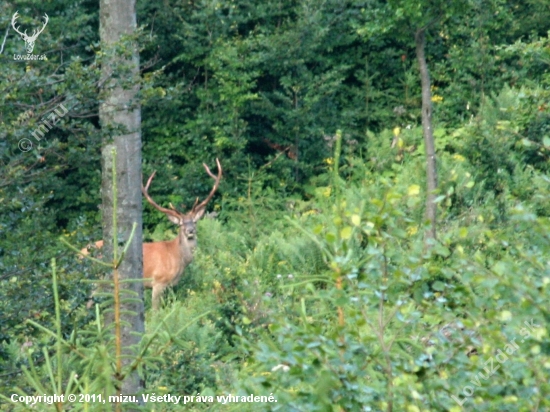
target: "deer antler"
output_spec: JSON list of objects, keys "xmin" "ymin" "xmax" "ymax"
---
[
  {"xmin": 192, "ymin": 158, "xmax": 222, "ymax": 213},
  {"xmin": 142, "ymin": 159, "xmax": 222, "ymax": 217},
  {"xmin": 33, "ymin": 13, "xmax": 49, "ymax": 39},
  {"xmin": 11, "ymin": 12, "xmax": 49, "ymax": 40},
  {"xmin": 11, "ymin": 12, "xmax": 26, "ymax": 38},
  {"xmin": 141, "ymin": 171, "xmax": 182, "ymax": 218}
]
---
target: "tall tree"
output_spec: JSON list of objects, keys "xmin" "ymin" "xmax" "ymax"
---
[
  {"xmin": 415, "ymin": 24, "xmax": 437, "ymax": 243},
  {"xmin": 99, "ymin": 0, "xmax": 144, "ymax": 399},
  {"xmin": 357, "ymin": 0, "xmax": 469, "ymax": 245}
]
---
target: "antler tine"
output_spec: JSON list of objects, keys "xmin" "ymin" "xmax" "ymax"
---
[
  {"xmin": 191, "ymin": 197, "xmax": 200, "ymax": 210},
  {"xmin": 192, "ymin": 158, "xmax": 222, "ymax": 212},
  {"xmin": 203, "ymin": 158, "xmax": 222, "ymax": 180},
  {"xmin": 31, "ymin": 14, "xmax": 48, "ymax": 38},
  {"xmin": 11, "ymin": 12, "xmax": 26, "ymax": 37},
  {"xmin": 35, "ymin": 13, "xmax": 49, "ymax": 36},
  {"xmin": 141, "ymin": 171, "xmax": 181, "ymax": 217}
]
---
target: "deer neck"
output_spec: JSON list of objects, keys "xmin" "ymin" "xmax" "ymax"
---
[{"xmin": 177, "ymin": 228, "xmax": 196, "ymax": 267}]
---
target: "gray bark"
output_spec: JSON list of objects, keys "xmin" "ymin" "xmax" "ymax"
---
[
  {"xmin": 99, "ymin": 0, "xmax": 145, "ymax": 400},
  {"xmin": 415, "ymin": 28, "xmax": 438, "ymax": 244}
]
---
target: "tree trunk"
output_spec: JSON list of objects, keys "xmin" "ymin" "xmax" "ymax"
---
[
  {"xmin": 415, "ymin": 28, "xmax": 437, "ymax": 244},
  {"xmin": 99, "ymin": 0, "xmax": 145, "ymax": 401}
]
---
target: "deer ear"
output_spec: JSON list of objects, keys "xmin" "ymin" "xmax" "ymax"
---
[
  {"xmin": 192, "ymin": 207, "xmax": 206, "ymax": 222},
  {"xmin": 167, "ymin": 214, "xmax": 181, "ymax": 225}
]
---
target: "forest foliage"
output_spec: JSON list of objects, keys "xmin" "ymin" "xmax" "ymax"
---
[{"xmin": 1, "ymin": 0, "xmax": 550, "ymax": 410}]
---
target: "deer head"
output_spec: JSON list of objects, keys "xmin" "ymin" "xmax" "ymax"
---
[
  {"xmin": 11, "ymin": 11, "xmax": 49, "ymax": 54},
  {"xmin": 141, "ymin": 158, "xmax": 222, "ymax": 248}
]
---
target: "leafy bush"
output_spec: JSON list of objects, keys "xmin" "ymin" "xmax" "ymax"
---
[{"xmin": 229, "ymin": 152, "xmax": 550, "ymax": 411}]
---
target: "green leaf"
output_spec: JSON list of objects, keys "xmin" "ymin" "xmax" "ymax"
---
[
  {"xmin": 325, "ymin": 232, "xmax": 336, "ymax": 243},
  {"xmin": 433, "ymin": 244, "xmax": 450, "ymax": 257},
  {"xmin": 408, "ymin": 185, "xmax": 420, "ymax": 196},
  {"xmin": 340, "ymin": 226, "xmax": 353, "ymax": 240},
  {"xmin": 499, "ymin": 310, "xmax": 512, "ymax": 321},
  {"xmin": 432, "ymin": 281, "xmax": 445, "ymax": 291},
  {"xmin": 492, "ymin": 261, "xmax": 507, "ymax": 276}
]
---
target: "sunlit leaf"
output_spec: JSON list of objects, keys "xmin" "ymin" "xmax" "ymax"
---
[
  {"xmin": 340, "ymin": 226, "xmax": 352, "ymax": 240},
  {"xmin": 408, "ymin": 185, "xmax": 420, "ymax": 196}
]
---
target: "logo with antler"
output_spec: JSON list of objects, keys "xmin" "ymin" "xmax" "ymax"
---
[{"xmin": 11, "ymin": 11, "xmax": 49, "ymax": 54}]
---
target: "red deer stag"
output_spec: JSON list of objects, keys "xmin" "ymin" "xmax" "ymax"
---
[{"xmin": 81, "ymin": 159, "xmax": 222, "ymax": 309}]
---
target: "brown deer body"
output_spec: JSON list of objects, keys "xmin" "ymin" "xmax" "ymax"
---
[{"xmin": 81, "ymin": 159, "xmax": 222, "ymax": 310}]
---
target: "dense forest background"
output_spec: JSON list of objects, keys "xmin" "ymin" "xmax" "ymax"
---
[{"xmin": 1, "ymin": 0, "xmax": 550, "ymax": 410}]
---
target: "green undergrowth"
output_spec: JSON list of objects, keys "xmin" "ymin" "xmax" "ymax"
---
[{"xmin": 2, "ymin": 119, "xmax": 550, "ymax": 410}]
